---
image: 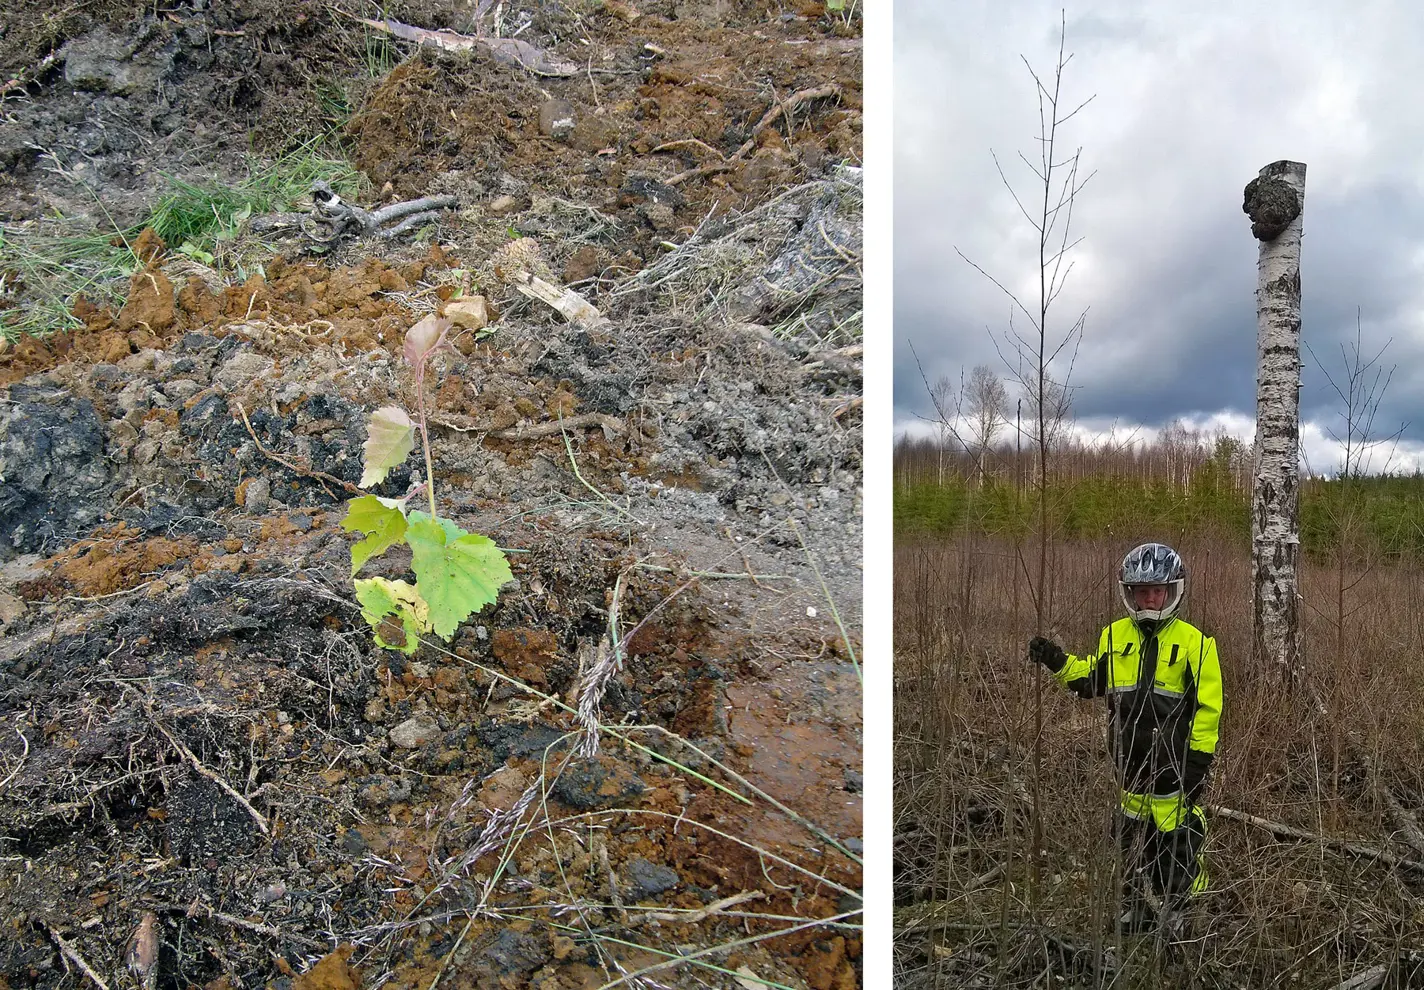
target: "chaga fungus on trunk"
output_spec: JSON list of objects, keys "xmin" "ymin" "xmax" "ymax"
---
[{"xmin": 1242, "ymin": 176, "xmax": 1301, "ymax": 241}]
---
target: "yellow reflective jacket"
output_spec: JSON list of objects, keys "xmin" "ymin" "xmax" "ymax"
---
[{"xmin": 1053, "ymin": 616, "xmax": 1223, "ymax": 796}]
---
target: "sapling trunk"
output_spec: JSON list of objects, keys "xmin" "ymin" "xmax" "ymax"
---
[{"xmin": 417, "ymin": 362, "xmax": 439, "ymax": 521}]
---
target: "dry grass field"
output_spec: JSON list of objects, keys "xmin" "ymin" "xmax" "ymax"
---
[{"xmin": 893, "ymin": 527, "xmax": 1424, "ymax": 988}]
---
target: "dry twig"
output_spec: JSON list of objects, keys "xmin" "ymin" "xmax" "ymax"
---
[
  {"xmin": 1210, "ymin": 803, "xmax": 1424, "ymax": 874},
  {"xmin": 636, "ymin": 889, "xmax": 764, "ymax": 924},
  {"xmin": 44, "ymin": 926, "xmax": 111, "ymax": 990},
  {"xmin": 487, "ymin": 412, "xmax": 624, "ymax": 441},
  {"xmin": 237, "ymin": 403, "xmax": 364, "ymax": 497},
  {"xmin": 153, "ymin": 721, "xmax": 270, "ymax": 836},
  {"xmin": 147, "ymin": 902, "xmax": 326, "ymax": 949},
  {"xmin": 728, "ymin": 84, "xmax": 843, "ymax": 163},
  {"xmin": 666, "ymin": 85, "xmax": 841, "ymax": 187}
]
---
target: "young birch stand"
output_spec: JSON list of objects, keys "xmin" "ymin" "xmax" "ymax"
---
[{"xmin": 1243, "ymin": 160, "xmax": 1306, "ymax": 686}]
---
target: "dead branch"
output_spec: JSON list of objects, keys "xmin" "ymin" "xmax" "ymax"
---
[
  {"xmin": 147, "ymin": 902, "xmax": 326, "ymax": 949},
  {"xmin": 1328, "ymin": 953, "xmax": 1424, "ymax": 990},
  {"xmin": 1304, "ymin": 679, "xmax": 1424, "ymax": 857},
  {"xmin": 0, "ymin": 725, "xmax": 28, "ymax": 792},
  {"xmin": 236, "ymin": 403, "xmax": 365, "ymax": 498},
  {"xmin": 1210, "ymin": 803, "xmax": 1424, "ymax": 874},
  {"xmin": 665, "ymin": 162, "xmax": 735, "ymax": 187},
  {"xmin": 730, "ymin": 84, "xmax": 843, "ymax": 163},
  {"xmin": 596, "ymin": 834, "xmax": 628, "ymax": 925},
  {"xmin": 487, "ymin": 413, "xmax": 624, "ymax": 441},
  {"xmin": 153, "ymin": 721, "xmax": 270, "ymax": 836},
  {"xmin": 309, "ymin": 181, "xmax": 457, "ymax": 246},
  {"xmin": 331, "ymin": 8, "xmax": 579, "ymax": 76},
  {"xmin": 893, "ymin": 864, "xmax": 1009, "ymax": 935},
  {"xmin": 1332, "ymin": 964, "xmax": 1388, "ymax": 990},
  {"xmin": 650, "ymin": 138, "xmax": 724, "ymax": 159},
  {"xmin": 512, "ymin": 272, "xmax": 611, "ymax": 330},
  {"xmin": 665, "ymin": 85, "xmax": 841, "ymax": 187},
  {"xmin": 637, "ymin": 890, "xmax": 764, "ymax": 924},
  {"xmin": 45, "ymin": 926, "xmax": 111, "ymax": 990}
]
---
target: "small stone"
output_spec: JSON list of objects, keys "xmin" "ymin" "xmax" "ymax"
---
[
  {"xmin": 538, "ymin": 99, "xmax": 576, "ymax": 139},
  {"xmin": 62, "ymin": 29, "xmax": 156, "ymax": 95},
  {"xmin": 117, "ymin": 349, "xmax": 159, "ymax": 373},
  {"xmin": 571, "ymin": 116, "xmax": 621, "ymax": 153},
  {"xmin": 478, "ymin": 766, "xmax": 530, "ymax": 812},
  {"xmin": 644, "ymin": 202, "xmax": 676, "ymax": 231},
  {"xmin": 552, "ymin": 755, "xmax": 647, "ymax": 810},
  {"xmin": 624, "ymin": 857, "xmax": 680, "ymax": 899},
  {"xmin": 213, "ymin": 351, "xmax": 274, "ymax": 392},
  {"xmin": 0, "ymin": 590, "xmax": 25, "ymax": 629},
  {"xmin": 389, "ymin": 714, "xmax": 441, "ymax": 749},
  {"xmin": 116, "ymin": 381, "xmax": 152, "ymax": 416},
  {"xmin": 243, "ymin": 477, "xmax": 270, "ymax": 515},
  {"xmin": 489, "ymin": 194, "xmax": 521, "ymax": 215},
  {"xmin": 163, "ymin": 378, "xmax": 202, "ymax": 403},
  {"xmin": 562, "ymin": 245, "xmax": 607, "ymax": 284},
  {"xmin": 444, "ymin": 296, "xmax": 491, "ymax": 331}
]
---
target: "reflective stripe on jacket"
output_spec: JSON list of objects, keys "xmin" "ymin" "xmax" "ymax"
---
[{"xmin": 1053, "ymin": 616, "xmax": 1223, "ymax": 794}]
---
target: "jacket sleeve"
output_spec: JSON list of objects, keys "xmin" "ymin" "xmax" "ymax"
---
[
  {"xmin": 1053, "ymin": 626, "xmax": 1111, "ymax": 699},
  {"xmin": 1189, "ymin": 635, "xmax": 1223, "ymax": 754}
]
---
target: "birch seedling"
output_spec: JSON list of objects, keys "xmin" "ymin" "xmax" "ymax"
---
[
  {"xmin": 1242, "ymin": 160, "xmax": 1306, "ymax": 684},
  {"xmin": 955, "ymin": 14, "xmax": 1095, "ymax": 914},
  {"xmin": 341, "ymin": 314, "xmax": 513, "ymax": 653}
]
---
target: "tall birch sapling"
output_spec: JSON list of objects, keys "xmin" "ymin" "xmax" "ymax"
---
[{"xmin": 341, "ymin": 314, "xmax": 513, "ymax": 653}]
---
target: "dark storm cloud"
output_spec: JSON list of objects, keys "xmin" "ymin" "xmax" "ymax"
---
[{"xmin": 896, "ymin": 0, "xmax": 1424, "ymax": 467}]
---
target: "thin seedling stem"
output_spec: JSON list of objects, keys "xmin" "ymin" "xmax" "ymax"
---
[{"xmin": 417, "ymin": 361, "xmax": 439, "ymax": 520}]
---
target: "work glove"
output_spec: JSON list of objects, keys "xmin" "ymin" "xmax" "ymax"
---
[
  {"xmin": 1182, "ymin": 749, "xmax": 1214, "ymax": 806},
  {"xmin": 1027, "ymin": 636, "xmax": 1067, "ymax": 673}
]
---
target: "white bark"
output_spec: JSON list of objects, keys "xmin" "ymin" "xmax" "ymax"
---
[{"xmin": 1246, "ymin": 160, "xmax": 1306, "ymax": 683}]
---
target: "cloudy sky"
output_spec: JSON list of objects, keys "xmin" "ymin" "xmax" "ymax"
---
[{"xmin": 895, "ymin": 0, "xmax": 1424, "ymax": 474}]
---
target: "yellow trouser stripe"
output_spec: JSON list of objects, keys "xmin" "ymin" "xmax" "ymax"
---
[{"xmin": 1119, "ymin": 789, "xmax": 1210, "ymax": 895}]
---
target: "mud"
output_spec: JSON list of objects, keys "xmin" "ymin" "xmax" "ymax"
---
[{"xmin": 0, "ymin": 1, "xmax": 861, "ymax": 987}]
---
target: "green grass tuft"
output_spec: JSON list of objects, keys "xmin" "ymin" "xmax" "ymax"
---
[
  {"xmin": 1, "ymin": 140, "xmax": 364, "ymax": 341},
  {"xmin": 0, "ymin": 221, "xmax": 142, "ymax": 340},
  {"xmin": 149, "ymin": 141, "xmax": 363, "ymax": 262}
]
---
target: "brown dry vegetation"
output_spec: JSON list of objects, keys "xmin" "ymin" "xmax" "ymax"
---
[{"xmin": 893, "ymin": 515, "xmax": 1424, "ymax": 987}]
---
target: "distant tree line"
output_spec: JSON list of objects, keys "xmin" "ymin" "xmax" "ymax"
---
[{"xmin": 895, "ymin": 420, "xmax": 1424, "ymax": 560}]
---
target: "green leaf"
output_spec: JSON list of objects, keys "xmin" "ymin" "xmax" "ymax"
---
[
  {"xmin": 353, "ymin": 576, "xmax": 430, "ymax": 654},
  {"xmin": 406, "ymin": 513, "xmax": 513, "ymax": 639},
  {"xmin": 360, "ymin": 406, "xmax": 416, "ymax": 487},
  {"xmin": 341, "ymin": 495, "xmax": 408, "ymax": 576}
]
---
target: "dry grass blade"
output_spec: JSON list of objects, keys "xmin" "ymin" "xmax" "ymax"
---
[{"xmin": 591, "ymin": 910, "xmax": 858, "ymax": 990}]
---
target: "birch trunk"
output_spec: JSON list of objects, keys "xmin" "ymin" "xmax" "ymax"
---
[{"xmin": 1244, "ymin": 160, "xmax": 1306, "ymax": 684}]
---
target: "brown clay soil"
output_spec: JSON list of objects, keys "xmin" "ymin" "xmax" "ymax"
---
[{"xmin": 0, "ymin": 2, "xmax": 862, "ymax": 988}]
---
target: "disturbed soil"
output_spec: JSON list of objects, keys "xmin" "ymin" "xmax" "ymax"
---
[{"xmin": 0, "ymin": 2, "xmax": 862, "ymax": 988}]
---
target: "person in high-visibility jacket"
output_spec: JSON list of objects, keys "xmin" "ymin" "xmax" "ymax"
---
[{"xmin": 1028, "ymin": 542, "xmax": 1223, "ymax": 937}]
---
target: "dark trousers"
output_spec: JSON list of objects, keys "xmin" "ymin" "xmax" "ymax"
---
[{"xmin": 1116, "ymin": 790, "xmax": 1209, "ymax": 903}]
